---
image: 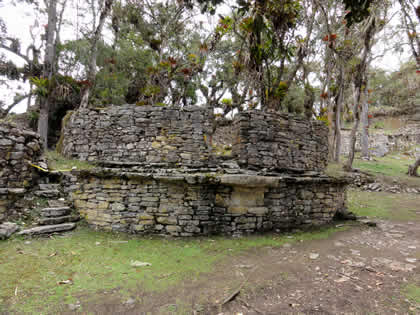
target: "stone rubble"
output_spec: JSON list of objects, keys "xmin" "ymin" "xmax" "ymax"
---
[{"xmin": 0, "ymin": 222, "xmax": 19, "ymax": 240}]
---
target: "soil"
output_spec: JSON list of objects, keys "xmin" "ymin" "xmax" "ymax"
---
[{"xmin": 55, "ymin": 213, "xmax": 420, "ymax": 315}]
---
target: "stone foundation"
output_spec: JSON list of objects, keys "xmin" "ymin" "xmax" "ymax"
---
[{"xmin": 72, "ymin": 170, "xmax": 347, "ymax": 236}]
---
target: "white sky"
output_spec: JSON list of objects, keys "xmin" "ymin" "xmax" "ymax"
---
[{"xmin": 0, "ymin": 0, "xmax": 413, "ymax": 114}]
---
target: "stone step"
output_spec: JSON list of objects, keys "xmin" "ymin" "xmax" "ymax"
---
[
  {"xmin": 39, "ymin": 215, "xmax": 80, "ymax": 225},
  {"xmin": 17, "ymin": 223, "xmax": 76, "ymax": 236},
  {"xmin": 41, "ymin": 207, "xmax": 71, "ymax": 217},
  {"xmin": 34, "ymin": 190, "xmax": 61, "ymax": 198},
  {"xmin": 48, "ymin": 199, "xmax": 67, "ymax": 208},
  {"xmin": 38, "ymin": 183, "xmax": 60, "ymax": 190}
]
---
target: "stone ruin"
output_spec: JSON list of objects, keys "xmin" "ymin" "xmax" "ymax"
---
[
  {"xmin": 59, "ymin": 105, "xmax": 349, "ymax": 236},
  {"xmin": 0, "ymin": 105, "xmax": 350, "ymax": 237},
  {"xmin": 0, "ymin": 122, "xmax": 42, "ymax": 222}
]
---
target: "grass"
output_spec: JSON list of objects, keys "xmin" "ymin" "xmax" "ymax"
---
[
  {"xmin": 352, "ymin": 153, "xmax": 420, "ymax": 187},
  {"xmin": 45, "ymin": 150, "xmax": 95, "ymax": 171},
  {"xmin": 0, "ymin": 225, "xmax": 345, "ymax": 314},
  {"xmin": 403, "ymin": 284, "xmax": 420, "ymax": 305},
  {"xmin": 348, "ymin": 190, "xmax": 420, "ymax": 221},
  {"xmin": 326, "ymin": 153, "xmax": 420, "ymax": 187}
]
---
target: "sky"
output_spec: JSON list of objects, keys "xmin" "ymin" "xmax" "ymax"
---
[{"xmin": 0, "ymin": 0, "xmax": 414, "ymax": 114}]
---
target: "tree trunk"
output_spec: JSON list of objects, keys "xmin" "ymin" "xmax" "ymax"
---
[
  {"xmin": 344, "ymin": 17, "xmax": 376, "ymax": 171},
  {"xmin": 37, "ymin": 0, "xmax": 57, "ymax": 149},
  {"xmin": 327, "ymin": 97, "xmax": 336, "ymax": 161},
  {"xmin": 360, "ymin": 86, "xmax": 370, "ymax": 158},
  {"xmin": 333, "ymin": 64, "xmax": 345, "ymax": 162},
  {"xmin": 398, "ymin": 0, "xmax": 420, "ymax": 69},
  {"xmin": 344, "ymin": 83, "xmax": 362, "ymax": 171},
  {"xmin": 408, "ymin": 157, "xmax": 420, "ymax": 176},
  {"xmin": 80, "ymin": 0, "xmax": 113, "ymax": 109}
]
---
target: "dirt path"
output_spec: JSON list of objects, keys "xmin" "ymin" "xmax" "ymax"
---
[
  {"xmin": 221, "ymin": 220, "xmax": 420, "ymax": 315},
  {"xmin": 64, "ymin": 217, "xmax": 420, "ymax": 315}
]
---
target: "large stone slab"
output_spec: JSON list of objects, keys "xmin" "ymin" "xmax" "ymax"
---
[
  {"xmin": 39, "ymin": 215, "xmax": 80, "ymax": 225},
  {"xmin": 41, "ymin": 207, "xmax": 71, "ymax": 217},
  {"xmin": 17, "ymin": 223, "xmax": 76, "ymax": 236},
  {"xmin": 34, "ymin": 190, "xmax": 61, "ymax": 198}
]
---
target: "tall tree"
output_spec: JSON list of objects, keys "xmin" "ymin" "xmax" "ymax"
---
[
  {"xmin": 79, "ymin": 0, "xmax": 114, "ymax": 108},
  {"xmin": 344, "ymin": 15, "xmax": 378, "ymax": 171},
  {"xmin": 399, "ymin": 0, "xmax": 420, "ymax": 176},
  {"xmin": 38, "ymin": 0, "xmax": 58, "ymax": 149}
]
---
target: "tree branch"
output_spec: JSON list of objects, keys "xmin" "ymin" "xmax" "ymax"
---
[
  {"xmin": 0, "ymin": 43, "xmax": 31, "ymax": 64},
  {"xmin": 0, "ymin": 93, "xmax": 31, "ymax": 119}
]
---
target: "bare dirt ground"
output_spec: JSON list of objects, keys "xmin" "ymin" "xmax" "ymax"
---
[
  {"xmin": 221, "ymin": 220, "xmax": 420, "ymax": 315},
  {"xmin": 64, "ymin": 215, "xmax": 420, "ymax": 314}
]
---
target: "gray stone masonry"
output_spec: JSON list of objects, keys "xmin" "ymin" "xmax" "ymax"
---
[
  {"xmin": 61, "ymin": 105, "xmax": 213, "ymax": 167},
  {"xmin": 71, "ymin": 169, "xmax": 348, "ymax": 236},
  {"xmin": 61, "ymin": 106, "xmax": 329, "ymax": 172},
  {"xmin": 0, "ymin": 122, "xmax": 42, "ymax": 222},
  {"xmin": 341, "ymin": 126, "xmax": 420, "ymax": 157},
  {"xmin": 232, "ymin": 111, "xmax": 329, "ymax": 172},
  {"xmin": 61, "ymin": 105, "xmax": 346, "ymax": 236}
]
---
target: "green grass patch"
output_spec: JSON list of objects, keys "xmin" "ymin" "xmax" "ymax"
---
[
  {"xmin": 403, "ymin": 284, "xmax": 420, "ymax": 305},
  {"xmin": 348, "ymin": 190, "xmax": 420, "ymax": 221},
  {"xmin": 352, "ymin": 154, "xmax": 420, "ymax": 187},
  {"xmin": 45, "ymin": 150, "xmax": 95, "ymax": 171},
  {"xmin": 0, "ymin": 225, "xmax": 345, "ymax": 313}
]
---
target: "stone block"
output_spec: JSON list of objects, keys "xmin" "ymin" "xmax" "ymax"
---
[
  {"xmin": 139, "ymin": 214, "xmax": 154, "ymax": 220},
  {"xmin": 156, "ymin": 216, "xmax": 177, "ymax": 225},
  {"xmin": 166, "ymin": 225, "xmax": 182, "ymax": 233},
  {"xmin": 139, "ymin": 220, "xmax": 154, "ymax": 225},
  {"xmin": 248, "ymin": 207, "xmax": 268, "ymax": 215},
  {"xmin": 111, "ymin": 203, "xmax": 125, "ymax": 211},
  {"xmin": 228, "ymin": 206, "xmax": 248, "ymax": 214},
  {"xmin": 133, "ymin": 224, "xmax": 145, "ymax": 231}
]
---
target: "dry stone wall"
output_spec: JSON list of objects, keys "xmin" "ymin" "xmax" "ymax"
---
[
  {"xmin": 62, "ymin": 105, "xmax": 348, "ymax": 236},
  {"xmin": 62, "ymin": 106, "xmax": 329, "ymax": 172},
  {"xmin": 232, "ymin": 111, "xmax": 329, "ymax": 172},
  {"xmin": 61, "ymin": 106, "xmax": 213, "ymax": 167},
  {"xmin": 341, "ymin": 126, "xmax": 420, "ymax": 157},
  {"xmin": 0, "ymin": 122, "xmax": 42, "ymax": 221},
  {"xmin": 72, "ymin": 170, "xmax": 347, "ymax": 236}
]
